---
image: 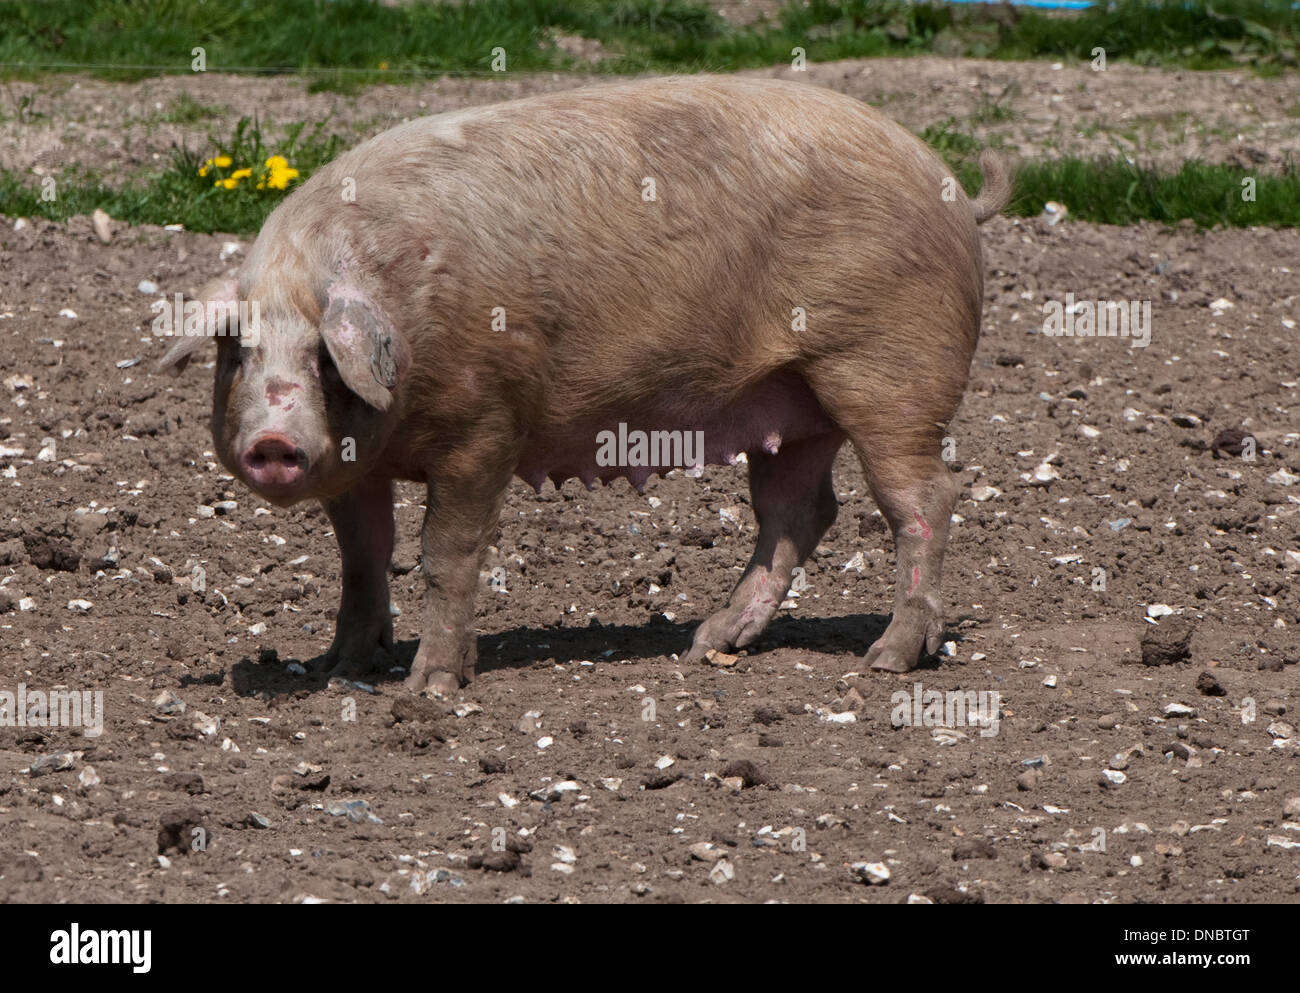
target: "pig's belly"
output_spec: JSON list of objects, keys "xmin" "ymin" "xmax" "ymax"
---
[{"xmin": 514, "ymin": 369, "xmax": 841, "ymax": 492}]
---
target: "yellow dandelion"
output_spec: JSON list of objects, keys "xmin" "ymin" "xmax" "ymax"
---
[
  {"xmin": 219, "ymin": 177, "xmax": 238, "ymax": 190},
  {"xmin": 266, "ymin": 166, "xmax": 300, "ymax": 190},
  {"xmin": 214, "ymin": 155, "xmax": 232, "ymax": 168},
  {"xmin": 264, "ymin": 155, "xmax": 289, "ymax": 170},
  {"xmin": 231, "ymin": 168, "xmax": 252, "ymax": 180}
]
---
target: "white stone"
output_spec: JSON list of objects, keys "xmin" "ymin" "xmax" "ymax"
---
[{"xmin": 854, "ymin": 862, "xmax": 890, "ymax": 885}]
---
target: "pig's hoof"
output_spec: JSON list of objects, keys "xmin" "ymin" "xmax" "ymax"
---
[
  {"xmin": 683, "ymin": 627, "xmax": 736, "ymax": 665},
  {"xmin": 321, "ymin": 652, "xmax": 385, "ymax": 680},
  {"xmin": 865, "ymin": 610, "xmax": 943, "ymax": 673},
  {"xmin": 404, "ymin": 640, "xmax": 473, "ymax": 696},
  {"xmin": 866, "ymin": 643, "xmax": 919, "ymax": 673},
  {"xmin": 684, "ymin": 604, "xmax": 774, "ymax": 663},
  {"xmin": 682, "ymin": 638, "xmax": 721, "ymax": 665},
  {"xmin": 403, "ymin": 668, "xmax": 460, "ymax": 698},
  {"xmin": 321, "ymin": 620, "xmax": 393, "ymax": 679}
]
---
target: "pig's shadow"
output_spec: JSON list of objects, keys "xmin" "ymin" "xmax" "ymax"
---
[
  {"xmin": 230, "ymin": 612, "xmax": 950, "ymax": 698},
  {"xmin": 230, "ymin": 651, "xmax": 409, "ymax": 698},
  {"xmin": 467, "ymin": 610, "xmax": 952, "ymax": 676}
]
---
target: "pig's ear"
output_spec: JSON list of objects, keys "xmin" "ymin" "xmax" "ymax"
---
[
  {"xmin": 155, "ymin": 278, "xmax": 240, "ymax": 375},
  {"xmin": 318, "ymin": 287, "xmax": 409, "ymax": 412}
]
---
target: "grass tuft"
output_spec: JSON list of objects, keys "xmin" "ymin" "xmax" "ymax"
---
[{"xmin": 0, "ymin": 116, "xmax": 342, "ymax": 233}]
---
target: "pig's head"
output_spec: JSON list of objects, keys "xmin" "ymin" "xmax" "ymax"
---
[{"xmin": 157, "ymin": 273, "xmax": 410, "ymax": 507}]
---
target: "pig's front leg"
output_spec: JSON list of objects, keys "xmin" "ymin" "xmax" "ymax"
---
[
  {"xmin": 404, "ymin": 467, "xmax": 512, "ymax": 697},
  {"xmin": 320, "ymin": 476, "xmax": 396, "ymax": 678}
]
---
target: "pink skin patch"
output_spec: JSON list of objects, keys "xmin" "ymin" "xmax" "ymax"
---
[
  {"xmin": 907, "ymin": 566, "xmax": 921, "ymax": 595},
  {"xmin": 739, "ymin": 573, "xmax": 777, "ymax": 621},
  {"xmin": 904, "ymin": 512, "xmax": 932, "ymax": 541},
  {"xmin": 265, "ymin": 378, "xmax": 302, "ymax": 409}
]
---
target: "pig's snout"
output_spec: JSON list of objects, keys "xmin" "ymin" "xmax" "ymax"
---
[{"xmin": 241, "ymin": 433, "xmax": 308, "ymax": 493}]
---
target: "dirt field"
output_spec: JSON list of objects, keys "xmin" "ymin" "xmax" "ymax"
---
[{"xmin": 1, "ymin": 62, "xmax": 1298, "ymax": 905}]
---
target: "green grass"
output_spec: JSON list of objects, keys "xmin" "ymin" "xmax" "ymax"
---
[
  {"xmin": 1, "ymin": 114, "xmax": 1295, "ymax": 232},
  {"xmin": 922, "ymin": 118, "xmax": 987, "ymax": 194},
  {"xmin": 925, "ymin": 118, "xmax": 1300, "ymax": 226},
  {"xmin": 0, "ymin": 117, "xmax": 343, "ymax": 233},
  {"xmin": 971, "ymin": 82, "xmax": 1020, "ymax": 124},
  {"xmin": 0, "ymin": 0, "xmax": 1296, "ymax": 85},
  {"xmin": 1013, "ymin": 157, "xmax": 1300, "ymax": 226},
  {"xmin": 995, "ymin": 0, "xmax": 1300, "ymax": 68},
  {"xmin": 155, "ymin": 93, "xmax": 224, "ymax": 124},
  {"xmin": 0, "ymin": 0, "xmax": 732, "ymax": 81}
]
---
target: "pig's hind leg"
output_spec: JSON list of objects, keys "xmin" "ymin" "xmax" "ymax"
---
[
  {"xmin": 319, "ymin": 476, "xmax": 396, "ymax": 679},
  {"xmin": 684, "ymin": 432, "xmax": 843, "ymax": 662},
  {"xmin": 811, "ymin": 371, "xmax": 962, "ymax": 673},
  {"xmin": 800, "ymin": 304, "xmax": 977, "ymax": 675},
  {"xmin": 853, "ymin": 449, "xmax": 957, "ymax": 672}
]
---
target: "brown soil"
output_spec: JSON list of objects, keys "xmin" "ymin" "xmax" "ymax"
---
[{"xmin": 1, "ymin": 68, "xmax": 1299, "ymax": 905}]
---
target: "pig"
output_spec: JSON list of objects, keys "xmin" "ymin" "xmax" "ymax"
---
[{"xmin": 157, "ymin": 75, "xmax": 1011, "ymax": 696}]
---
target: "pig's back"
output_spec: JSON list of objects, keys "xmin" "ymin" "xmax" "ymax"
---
[{"xmin": 271, "ymin": 76, "xmax": 983, "ymax": 417}]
